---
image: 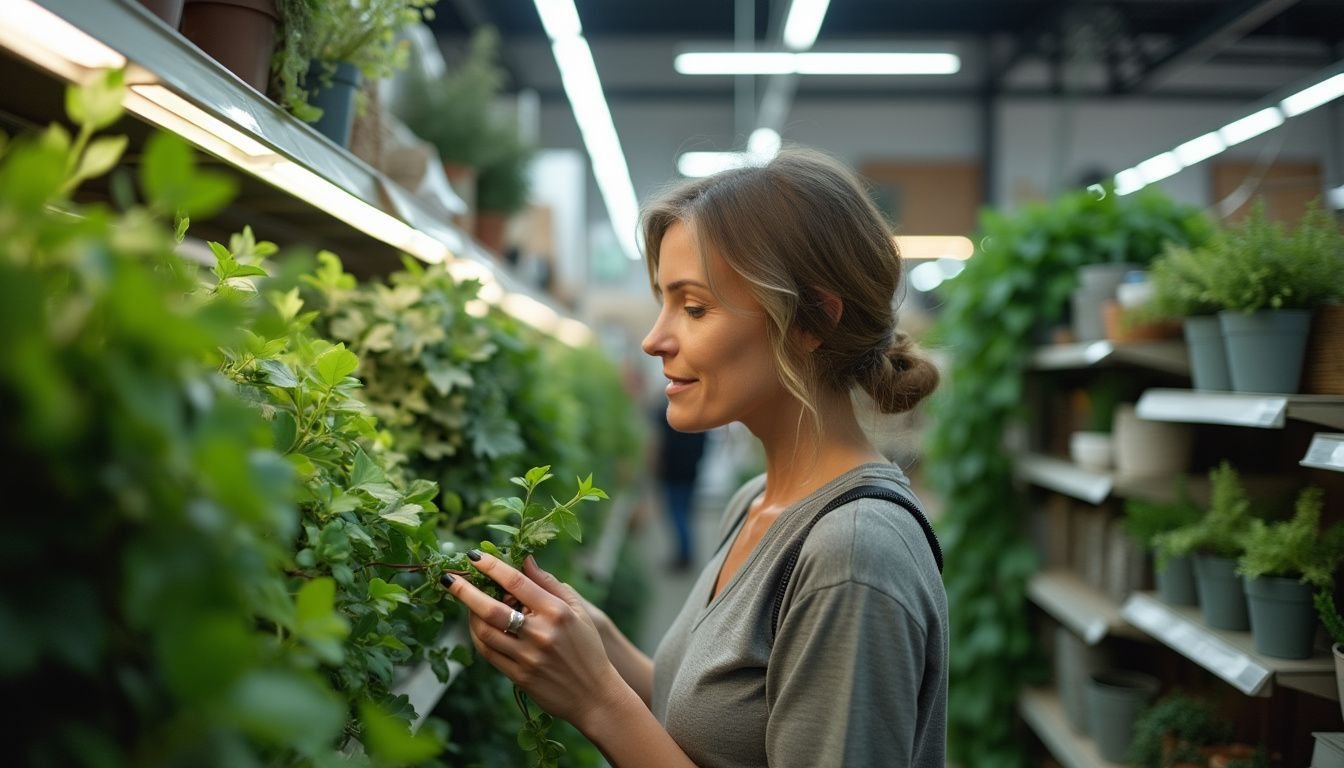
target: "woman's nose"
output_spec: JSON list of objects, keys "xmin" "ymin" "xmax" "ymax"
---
[{"xmin": 642, "ymin": 313, "xmax": 671, "ymax": 357}]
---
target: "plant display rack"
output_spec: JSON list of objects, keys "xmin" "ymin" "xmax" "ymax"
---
[{"xmin": 1018, "ymin": 687, "xmax": 1126, "ymax": 768}]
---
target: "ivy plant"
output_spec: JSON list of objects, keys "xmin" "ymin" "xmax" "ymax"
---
[{"xmin": 925, "ymin": 184, "xmax": 1211, "ymax": 766}]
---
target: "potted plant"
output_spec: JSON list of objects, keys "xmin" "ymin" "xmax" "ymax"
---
[
  {"xmin": 271, "ymin": 0, "xmax": 437, "ymax": 146},
  {"xmin": 1155, "ymin": 461, "xmax": 1254, "ymax": 630},
  {"xmin": 1124, "ymin": 486, "xmax": 1202, "ymax": 606},
  {"xmin": 473, "ymin": 124, "xmax": 535, "ymax": 257},
  {"xmin": 1236, "ymin": 486, "xmax": 1344, "ymax": 658},
  {"xmin": 397, "ymin": 25, "xmax": 509, "ymax": 230},
  {"xmin": 1205, "ymin": 198, "xmax": 1344, "ymax": 394},
  {"xmin": 1144, "ymin": 239, "xmax": 1231, "ymax": 390},
  {"xmin": 1130, "ymin": 693, "xmax": 1233, "ymax": 767},
  {"xmin": 1313, "ymin": 589, "xmax": 1344, "ymax": 722},
  {"xmin": 181, "ymin": 0, "xmax": 282, "ymax": 92}
]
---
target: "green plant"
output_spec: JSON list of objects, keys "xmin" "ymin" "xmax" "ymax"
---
[
  {"xmin": 1314, "ymin": 589, "xmax": 1344, "ymax": 647},
  {"xmin": 1206, "ymin": 197, "xmax": 1344, "ymax": 314},
  {"xmin": 1237, "ymin": 486, "xmax": 1344, "ymax": 587},
  {"xmin": 1124, "ymin": 485, "xmax": 1202, "ymax": 568},
  {"xmin": 1155, "ymin": 461, "xmax": 1253, "ymax": 561},
  {"xmin": 925, "ymin": 183, "xmax": 1212, "ymax": 766},
  {"xmin": 476, "ymin": 124, "xmax": 535, "ymax": 214},
  {"xmin": 1142, "ymin": 240, "xmax": 1224, "ymax": 320},
  {"xmin": 273, "ymin": 0, "xmax": 437, "ymax": 123},
  {"xmin": 1129, "ymin": 693, "xmax": 1233, "ymax": 768},
  {"xmin": 399, "ymin": 26, "xmax": 510, "ymax": 168}
]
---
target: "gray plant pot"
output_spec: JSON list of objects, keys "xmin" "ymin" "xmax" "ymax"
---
[
  {"xmin": 307, "ymin": 60, "xmax": 363, "ymax": 148},
  {"xmin": 1071, "ymin": 264, "xmax": 1141, "ymax": 342},
  {"xmin": 1193, "ymin": 554, "xmax": 1250, "ymax": 631},
  {"xmin": 1155, "ymin": 552, "xmax": 1198, "ymax": 606},
  {"xmin": 1219, "ymin": 309, "xmax": 1312, "ymax": 394},
  {"xmin": 1245, "ymin": 575, "xmax": 1317, "ymax": 659},
  {"xmin": 1182, "ymin": 315, "xmax": 1232, "ymax": 391},
  {"xmin": 1054, "ymin": 626, "xmax": 1111, "ymax": 735},
  {"xmin": 1085, "ymin": 669, "xmax": 1160, "ymax": 763}
]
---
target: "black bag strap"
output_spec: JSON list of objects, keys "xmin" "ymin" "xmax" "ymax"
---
[{"xmin": 770, "ymin": 484, "xmax": 943, "ymax": 640}]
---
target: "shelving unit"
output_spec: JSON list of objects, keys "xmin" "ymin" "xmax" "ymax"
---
[
  {"xmin": 1136, "ymin": 389, "xmax": 1344, "ymax": 430},
  {"xmin": 1028, "ymin": 571, "xmax": 1141, "ymax": 645},
  {"xmin": 1029, "ymin": 339, "xmax": 1190, "ymax": 376},
  {"xmin": 1121, "ymin": 592, "xmax": 1338, "ymax": 700},
  {"xmin": 1017, "ymin": 687, "xmax": 1123, "ymax": 768},
  {"xmin": 1018, "ymin": 454, "xmax": 1114, "ymax": 504},
  {"xmin": 1303, "ymin": 433, "xmax": 1344, "ymax": 473}
]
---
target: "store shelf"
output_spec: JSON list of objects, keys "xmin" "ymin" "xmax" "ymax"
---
[
  {"xmin": 1120, "ymin": 592, "xmax": 1338, "ymax": 700},
  {"xmin": 1, "ymin": 0, "xmax": 487, "ymax": 279},
  {"xmin": 1136, "ymin": 389, "xmax": 1344, "ymax": 430},
  {"xmin": 392, "ymin": 623, "xmax": 470, "ymax": 730},
  {"xmin": 1018, "ymin": 454, "xmax": 1113, "ymax": 504},
  {"xmin": 1302, "ymin": 433, "xmax": 1344, "ymax": 473},
  {"xmin": 1018, "ymin": 687, "xmax": 1124, "ymax": 768},
  {"xmin": 1028, "ymin": 571, "xmax": 1141, "ymax": 645},
  {"xmin": 1029, "ymin": 340, "xmax": 1189, "ymax": 376}
]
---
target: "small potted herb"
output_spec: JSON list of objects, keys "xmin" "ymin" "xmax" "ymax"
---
[
  {"xmin": 473, "ymin": 124, "xmax": 535, "ymax": 257},
  {"xmin": 1124, "ymin": 485, "xmax": 1202, "ymax": 606},
  {"xmin": 1236, "ymin": 486, "xmax": 1344, "ymax": 658},
  {"xmin": 1144, "ymin": 239, "xmax": 1231, "ymax": 390},
  {"xmin": 1129, "ymin": 693, "xmax": 1233, "ymax": 767},
  {"xmin": 1154, "ymin": 462, "xmax": 1254, "ymax": 631}
]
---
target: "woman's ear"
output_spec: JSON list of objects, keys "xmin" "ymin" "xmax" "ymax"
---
[{"xmin": 800, "ymin": 287, "xmax": 843, "ymax": 352}]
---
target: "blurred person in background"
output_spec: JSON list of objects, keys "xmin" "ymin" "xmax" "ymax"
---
[{"xmin": 653, "ymin": 404, "xmax": 708, "ymax": 572}]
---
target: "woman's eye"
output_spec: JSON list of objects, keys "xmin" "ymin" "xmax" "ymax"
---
[{"xmin": 684, "ymin": 305, "xmax": 706, "ymax": 319}]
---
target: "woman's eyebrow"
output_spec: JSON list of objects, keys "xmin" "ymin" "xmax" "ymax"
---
[{"xmin": 663, "ymin": 278, "xmax": 709, "ymax": 293}]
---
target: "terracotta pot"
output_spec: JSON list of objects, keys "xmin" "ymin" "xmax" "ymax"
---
[
  {"xmin": 133, "ymin": 0, "xmax": 185, "ymax": 27},
  {"xmin": 180, "ymin": 0, "xmax": 279, "ymax": 93},
  {"xmin": 442, "ymin": 162, "xmax": 477, "ymax": 234},
  {"xmin": 474, "ymin": 211, "xmax": 509, "ymax": 257}
]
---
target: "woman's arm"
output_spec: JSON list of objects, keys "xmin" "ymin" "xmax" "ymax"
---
[{"xmin": 443, "ymin": 551, "xmax": 693, "ymax": 767}]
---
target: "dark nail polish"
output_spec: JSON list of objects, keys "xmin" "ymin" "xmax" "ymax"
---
[
  {"xmin": 467, "ymin": 549, "xmax": 483, "ymax": 562},
  {"xmin": 440, "ymin": 573, "xmax": 455, "ymax": 587}
]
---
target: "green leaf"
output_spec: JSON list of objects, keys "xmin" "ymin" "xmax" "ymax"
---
[
  {"xmin": 294, "ymin": 578, "xmax": 350, "ymax": 664},
  {"xmin": 69, "ymin": 135, "xmax": 127, "ymax": 186},
  {"xmin": 358, "ymin": 699, "xmax": 442, "ymax": 764},
  {"xmin": 491, "ymin": 496, "xmax": 526, "ymax": 520},
  {"xmin": 314, "ymin": 344, "xmax": 359, "ymax": 388},
  {"xmin": 381, "ymin": 504, "xmax": 423, "ymax": 528},
  {"xmin": 368, "ymin": 577, "xmax": 411, "ymax": 615},
  {"xmin": 65, "ymin": 68, "xmax": 125, "ymax": 130},
  {"xmin": 174, "ymin": 213, "xmax": 190, "ymax": 242},
  {"xmin": 350, "ymin": 447, "xmax": 385, "ymax": 488},
  {"xmin": 487, "ymin": 523, "xmax": 520, "ymax": 537},
  {"xmin": 553, "ymin": 508, "xmax": 581, "ymax": 543},
  {"xmin": 258, "ymin": 359, "xmax": 299, "ymax": 387},
  {"xmin": 139, "ymin": 132, "xmax": 236, "ymax": 217},
  {"xmin": 223, "ymin": 669, "xmax": 344, "ymax": 754},
  {"xmin": 523, "ymin": 465, "xmax": 554, "ymax": 489}
]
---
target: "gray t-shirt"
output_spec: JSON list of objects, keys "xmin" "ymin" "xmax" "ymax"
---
[{"xmin": 651, "ymin": 463, "xmax": 947, "ymax": 768}]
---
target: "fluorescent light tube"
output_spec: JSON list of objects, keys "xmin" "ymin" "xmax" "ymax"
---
[
  {"xmin": 1280, "ymin": 72, "xmax": 1344, "ymax": 117},
  {"xmin": 783, "ymin": 0, "xmax": 832, "ymax": 50},
  {"xmin": 1114, "ymin": 168, "xmax": 1145, "ymax": 196},
  {"xmin": 675, "ymin": 51, "xmax": 960, "ymax": 76},
  {"xmin": 894, "ymin": 236, "xmax": 974, "ymax": 261},
  {"xmin": 677, "ymin": 152, "xmax": 749, "ymax": 177},
  {"xmin": 0, "ymin": 1, "xmax": 125, "ymax": 75},
  {"xmin": 747, "ymin": 128, "xmax": 781, "ymax": 159},
  {"xmin": 1172, "ymin": 131, "xmax": 1226, "ymax": 167},
  {"xmin": 534, "ymin": 0, "xmax": 582, "ymax": 41},
  {"xmin": 1137, "ymin": 152, "xmax": 1183, "ymax": 184},
  {"xmin": 129, "ymin": 85, "xmax": 274, "ymax": 158},
  {"xmin": 1218, "ymin": 106, "xmax": 1285, "ymax": 146}
]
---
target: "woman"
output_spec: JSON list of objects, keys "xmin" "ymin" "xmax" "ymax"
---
[{"xmin": 441, "ymin": 147, "xmax": 948, "ymax": 767}]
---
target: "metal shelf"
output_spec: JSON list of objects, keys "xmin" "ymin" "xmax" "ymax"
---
[
  {"xmin": 1018, "ymin": 687, "xmax": 1124, "ymax": 768},
  {"xmin": 1028, "ymin": 571, "xmax": 1142, "ymax": 645},
  {"xmin": 1302, "ymin": 433, "xmax": 1344, "ymax": 473},
  {"xmin": 1120, "ymin": 592, "xmax": 1338, "ymax": 700},
  {"xmin": 1018, "ymin": 454, "xmax": 1114, "ymax": 504},
  {"xmin": 1136, "ymin": 389, "xmax": 1344, "ymax": 430},
  {"xmin": 393, "ymin": 623, "xmax": 471, "ymax": 730},
  {"xmin": 1029, "ymin": 340, "xmax": 1189, "ymax": 376}
]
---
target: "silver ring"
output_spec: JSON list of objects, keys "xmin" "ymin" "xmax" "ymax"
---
[{"xmin": 505, "ymin": 609, "xmax": 525, "ymax": 636}]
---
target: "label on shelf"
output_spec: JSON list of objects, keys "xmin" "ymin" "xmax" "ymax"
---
[{"xmin": 1302, "ymin": 433, "xmax": 1344, "ymax": 472}]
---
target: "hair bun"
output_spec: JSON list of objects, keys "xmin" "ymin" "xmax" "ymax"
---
[{"xmin": 859, "ymin": 334, "xmax": 939, "ymax": 414}]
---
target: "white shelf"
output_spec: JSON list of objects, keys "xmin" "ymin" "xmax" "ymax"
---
[
  {"xmin": 392, "ymin": 623, "xmax": 470, "ymax": 730},
  {"xmin": 1136, "ymin": 389, "xmax": 1344, "ymax": 430},
  {"xmin": 1029, "ymin": 340, "xmax": 1189, "ymax": 375},
  {"xmin": 1018, "ymin": 454, "xmax": 1113, "ymax": 504},
  {"xmin": 1302, "ymin": 433, "xmax": 1344, "ymax": 473},
  {"xmin": 1120, "ymin": 592, "xmax": 1338, "ymax": 699},
  {"xmin": 1018, "ymin": 687, "xmax": 1125, "ymax": 768},
  {"xmin": 1028, "ymin": 571, "xmax": 1141, "ymax": 645}
]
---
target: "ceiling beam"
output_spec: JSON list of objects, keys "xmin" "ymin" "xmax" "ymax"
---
[{"xmin": 1116, "ymin": 0, "xmax": 1301, "ymax": 93}]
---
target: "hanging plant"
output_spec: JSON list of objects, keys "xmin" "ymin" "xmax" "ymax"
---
[{"xmin": 924, "ymin": 184, "xmax": 1211, "ymax": 766}]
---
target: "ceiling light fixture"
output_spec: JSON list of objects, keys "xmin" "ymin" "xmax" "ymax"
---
[
  {"xmin": 674, "ymin": 51, "xmax": 961, "ymax": 76},
  {"xmin": 1280, "ymin": 72, "xmax": 1344, "ymax": 117},
  {"xmin": 1218, "ymin": 106, "xmax": 1285, "ymax": 147},
  {"xmin": 534, "ymin": 0, "xmax": 641, "ymax": 260},
  {"xmin": 782, "ymin": 0, "xmax": 832, "ymax": 50}
]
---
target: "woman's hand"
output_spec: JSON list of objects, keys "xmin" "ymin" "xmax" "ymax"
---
[{"xmin": 443, "ymin": 551, "xmax": 629, "ymax": 727}]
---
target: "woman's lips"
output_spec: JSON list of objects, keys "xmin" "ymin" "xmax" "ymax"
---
[{"xmin": 665, "ymin": 376, "xmax": 697, "ymax": 395}]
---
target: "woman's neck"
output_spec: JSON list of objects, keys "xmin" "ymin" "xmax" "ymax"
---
[{"xmin": 749, "ymin": 393, "xmax": 886, "ymax": 511}]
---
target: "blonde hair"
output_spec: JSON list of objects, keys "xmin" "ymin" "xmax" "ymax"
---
[{"xmin": 641, "ymin": 147, "xmax": 939, "ymax": 433}]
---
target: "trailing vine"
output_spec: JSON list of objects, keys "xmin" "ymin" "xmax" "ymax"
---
[{"xmin": 925, "ymin": 185, "xmax": 1211, "ymax": 766}]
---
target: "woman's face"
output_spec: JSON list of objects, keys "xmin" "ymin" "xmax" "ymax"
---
[{"xmin": 642, "ymin": 221, "xmax": 791, "ymax": 434}]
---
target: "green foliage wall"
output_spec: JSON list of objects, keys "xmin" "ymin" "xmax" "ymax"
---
[{"xmin": 925, "ymin": 186, "xmax": 1212, "ymax": 766}]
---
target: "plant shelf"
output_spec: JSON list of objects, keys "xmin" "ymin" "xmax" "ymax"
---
[
  {"xmin": 1120, "ymin": 592, "xmax": 1338, "ymax": 700},
  {"xmin": 1135, "ymin": 389, "xmax": 1344, "ymax": 430},
  {"xmin": 392, "ymin": 623, "xmax": 471, "ymax": 729},
  {"xmin": 1028, "ymin": 571, "xmax": 1143, "ymax": 645},
  {"xmin": 1302, "ymin": 433, "xmax": 1344, "ymax": 473},
  {"xmin": 1018, "ymin": 687, "xmax": 1125, "ymax": 768},
  {"xmin": 1029, "ymin": 340, "xmax": 1189, "ymax": 376},
  {"xmin": 1018, "ymin": 454, "xmax": 1113, "ymax": 504}
]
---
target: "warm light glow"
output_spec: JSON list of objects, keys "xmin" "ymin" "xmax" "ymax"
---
[
  {"xmin": 1137, "ymin": 151, "xmax": 1183, "ymax": 184},
  {"xmin": 675, "ymin": 51, "xmax": 960, "ymax": 76},
  {"xmin": 129, "ymin": 85, "xmax": 273, "ymax": 157},
  {"xmin": 1280, "ymin": 72, "xmax": 1344, "ymax": 117},
  {"xmin": 500, "ymin": 292, "xmax": 561, "ymax": 333},
  {"xmin": 1173, "ymin": 132, "xmax": 1226, "ymax": 167},
  {"xmin": 555, "ymin": 318, "xmax": 594, "ymax": 347},
  {"xmin": 1218, "ymin": 107, "xmax": 1285, "ymax": 147},
  {"xmin": 782, "ymin": 0, "xmax": 831, "ymax": 50},
  {"xmin": 894, "ymin": 236, "xmax": 974, "ymax": 261},
  {"xmin": 1113, "ymin": 168, "xmax": 1145, "ymax": 196},
  {"xmin": 747, "ymin": 128, "xmax": 781, "ymax": 159},
  {"xmin": 0, "ymin": 1, "xmax": 126, "ymax": 76}
]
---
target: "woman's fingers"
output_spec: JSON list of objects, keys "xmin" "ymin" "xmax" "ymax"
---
[
  {"xmin": 443, "ymin": 568, "xmax": 530, "ymax": 640},
  {"xmin": 467, "ymin": 550, "xmax": 560, "ymax": 613}
]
